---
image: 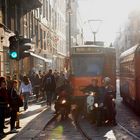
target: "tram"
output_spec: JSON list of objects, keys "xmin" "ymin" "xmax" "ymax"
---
[
  {"xmin": 70, "ymin": 45, "xmax": 116, "ymax": 105},
  {"xmin": 120, "ymin": 44, "xmax": 140, "ymax": 112}
]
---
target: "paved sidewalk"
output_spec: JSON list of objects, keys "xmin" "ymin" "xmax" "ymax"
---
[{"xmin": 2, "ymin": 101, "xmax": 54, "ymax": 140}]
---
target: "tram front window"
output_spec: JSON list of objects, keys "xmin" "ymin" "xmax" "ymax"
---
[{"xmin": 72, "ymin": 55, "xmax": 104, "ymax": 76}]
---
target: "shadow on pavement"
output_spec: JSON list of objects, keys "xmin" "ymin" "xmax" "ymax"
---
[
  {"xmin": 20, "ymin": 101, "xmax": 47, "ymax": 120},
  {"xmin": 9, "ymin": 107, "xmax": 54, "ymax": 140}
]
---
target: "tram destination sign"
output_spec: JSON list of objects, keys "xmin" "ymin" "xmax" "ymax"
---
[{"xmin": 72, "ymin": 47, "xmax": 103, "ymax": 54}]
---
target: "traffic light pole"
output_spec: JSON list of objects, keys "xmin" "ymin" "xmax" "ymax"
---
[
  {"xmin": 12, "ymin": 60, "xmax": 19, "ymax": 80},
  {"xmin": 67, "ymin": 0, "xmax": 72, "ymax": 74},
  {"xmin": 14, "ymin": 33, "xmax": 20, "ymax": 81},
  {"xmin": 17, "ymin": 41, "xmax": 20, "ymax": 81}
]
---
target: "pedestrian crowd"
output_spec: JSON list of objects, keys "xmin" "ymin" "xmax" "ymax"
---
[
  {"xmin": 0, "ymin": 67, "xmax": 117, "ymax": 139},
  {"xmin": 0, "ymin": 69, "xmax": 68, "ymax": 139},
  {"xmin": 0, "ymin": 77, "xmax": 22, "ymax": 139}
]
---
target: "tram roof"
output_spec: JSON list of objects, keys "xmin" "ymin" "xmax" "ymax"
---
[
  {"xmin": 72, "ymin": 45, "xmax": 114, "ymax": 48},
  {"xmin": 72, "ymin": 45, "xmax": 115, "ymax": 52},
  {"xmin": 71, "ymin": 45, "xmax": 115, "ymax": 54},
  {"xmin": 120, "ymin": 44, "xmax": 140, "ymax": 58}
]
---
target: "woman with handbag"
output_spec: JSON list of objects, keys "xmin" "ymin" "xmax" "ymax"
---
[{"xmin": 8, "ymin": 80, "xmax": 21, "ymax": 133}]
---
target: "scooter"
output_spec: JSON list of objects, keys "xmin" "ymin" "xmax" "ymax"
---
[
  {"xmin": 94, "ymin": 102, "xmax": 107, "ymax": 126},
  {"xmin": 59, "ymin": 97, "xmax": 69, "ymax": 120},
  {"xmin": 54, "ymin": 90, "xmax": 71, "ymax": 120}
]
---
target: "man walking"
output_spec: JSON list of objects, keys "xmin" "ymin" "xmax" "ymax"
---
[{"xmin": 43, "ymin": 69, "xmax": 56, "ymax": 106}]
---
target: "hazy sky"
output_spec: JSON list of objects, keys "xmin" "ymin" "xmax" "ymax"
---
[{"xmin": 78, "ymin": 0, "xmax": 140, "ymax": 44}]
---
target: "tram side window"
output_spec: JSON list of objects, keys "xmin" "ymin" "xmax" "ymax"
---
[{"xmin": 120, "ymin": 61, "xmax": 135, "ymax": 77}]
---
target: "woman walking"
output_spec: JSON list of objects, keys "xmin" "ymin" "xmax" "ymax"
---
[
  {"xmin": 19, "ymin": 76, "xmax": 32, "ymax": 111},
  {"xmin": 8, "ymin": 80, "xmax": 20, "ymax": 133}
]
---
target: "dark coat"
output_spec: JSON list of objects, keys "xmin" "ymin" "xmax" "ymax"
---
[
  {"xmin": 98, "ymin": 86, "xmax": 106, "ymax": 104},
  {"xmin": 8, "ymin": 88, "xmax": 19, "ymax": 111},
  {"xmin": 84, "ymin": 85, "xmax": 99, "ymax": 93},
  {"xmin": 103, "ymin": 85, "xmax": 115, "ymax": 109},
  {"xmin": 0, "ymin": 88, "xmax": 8, "ymax": 107},
  {"xmin": 43, "ymin": 74, "xmax": 56, "ymax": 92}
]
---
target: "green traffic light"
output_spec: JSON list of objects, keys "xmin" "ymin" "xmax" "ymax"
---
[{"xmin": 10, "ymin": 51, "xmax": 18, "ymax": 59}]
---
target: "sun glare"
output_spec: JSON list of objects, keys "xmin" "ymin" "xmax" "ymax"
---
[{"xmin": 78, "ymin": 0, "xmax": 140, "ymax": 44}]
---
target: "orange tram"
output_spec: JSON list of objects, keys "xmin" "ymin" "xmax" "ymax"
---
[
  {"xmin": 69, "ymin": 45, "xmax": 116, "ymax": 105},
  {"xmin": 120, "ymin": 44, "xmax": 140, "ymax": 112}
]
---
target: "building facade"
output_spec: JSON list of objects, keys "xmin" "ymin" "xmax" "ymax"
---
[
  {"xmin": 66, "ymin": 0, "xmax": 79, "ymax": 51},
  {"xmin": 113, "ymin": 9, "xmax": 140, "ymax": 72},
  {"xmin": 0, "ymin": 0, "xmax": 67, "ymax": 77}
]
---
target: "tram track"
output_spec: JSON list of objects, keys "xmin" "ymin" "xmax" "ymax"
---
[
  {"xmin": 33, "ymin": 112, "xmax": 140, "ymax": 140},
  {"xmin": 77, "ymin": 115, "xmax": 140, "ymax": 140},
  {"xmin": 33, "ymin": 99, "xmax": 140, "ymax": 140},
  {"xmin": 33, "ymin": 113, "xmax": 91, "ymax": 140},
  {"xmin": 74, "ymin": 119, "xmax": 92, "ymax": 140},
  {"xmin": 118, "ymin": 123, "xmax": 140, "ymax": 140},
  {"xmin": 116, "ymin": 97, "xmax": 140, "ymax": 140}
]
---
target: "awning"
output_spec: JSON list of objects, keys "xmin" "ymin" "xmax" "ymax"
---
[
  {"xmin": 0, "ymin": 23, "xmax": 13, "ymax": 33},
  {"xmin": 30, "ymin": 52, "xmax": 52, "ymax": 63}
]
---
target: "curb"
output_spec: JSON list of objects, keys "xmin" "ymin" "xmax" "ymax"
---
[{"xmin": 10, "ymin": 107, "xmax": 54, "ymax": 140}]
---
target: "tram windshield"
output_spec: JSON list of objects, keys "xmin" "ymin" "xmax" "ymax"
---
[{"xmin": 71, "ymin": 55, "xmax": 104, "ymax": 76}]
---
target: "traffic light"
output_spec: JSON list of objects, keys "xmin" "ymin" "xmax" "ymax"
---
[
  {"xmin": 9, "ymin": 35, "xmax": 19, "ymax": 59},
  {"xmin": 18, "ymin": 37, "xmax": 31, "ymax": 59},
  {"xmin": 9, "ymin": 35, "xmax": 31, "ymax": 60}
]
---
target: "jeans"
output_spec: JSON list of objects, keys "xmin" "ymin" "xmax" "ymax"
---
[
  {"xmin": 23, "ymin": 92, "xmax": 30, "ymax": 110},
  {"xmin": 0, "ymin": 107, "xmax": 5, "ymax": 133}
]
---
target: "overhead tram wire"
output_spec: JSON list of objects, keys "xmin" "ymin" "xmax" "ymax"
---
[
  {"xmin": 77, "ymin": 9, "xmax": 84, "ymax": 29},
  {"xmin": 77, "ymin": 5, "xmax": 100, "ymax": 41},
  {"xmin": 77, "ymin": 8, "xmax": 87, "ymax": 41}
]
